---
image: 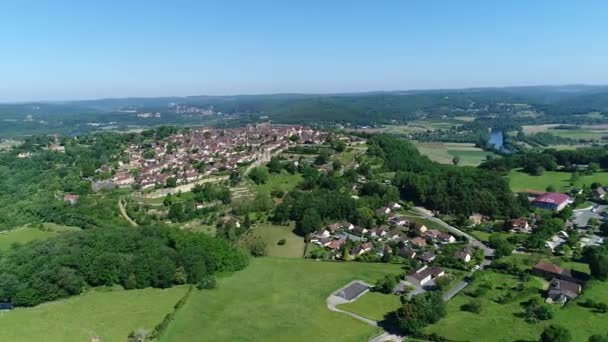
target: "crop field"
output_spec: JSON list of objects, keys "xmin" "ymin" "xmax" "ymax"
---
[
  {"xmin": 414, "ymin": 142, "xmax": 497, "ymax": 166},
  {"xmin": 0, "ymin": 287, "xmax": 188, "ymax": 342},
  {"xmin": 162, "ymin": 257, "xmax": 403, "ymax": 342}
]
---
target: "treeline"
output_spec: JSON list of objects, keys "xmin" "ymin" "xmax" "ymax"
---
[
  {"xmin": 480, "ymin": 147, "xmax": 608, "ymax": 174},
  {"xmin": 369, "ymin": 135, "xmax": 528, "ymax": 218},
  {"xmin": 0, "ymin": 226, "xmax": 248, "ymax": 307}
]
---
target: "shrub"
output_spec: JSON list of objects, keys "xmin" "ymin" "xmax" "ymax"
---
[
  {"xmin": 461, "ymin": 300, "xmax": 483, "ymax": 314},
  {"xmin": 277, "ymin": 238, "xmax": 287, "ymax": 245},
  {"xmin": 197, "ymin": 276, "xmax": 217, "ymax": 290}
]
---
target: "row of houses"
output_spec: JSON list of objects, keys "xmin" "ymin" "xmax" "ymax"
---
[{"xmin": 310, "ymin": 206, "xmax": 460, "ymax": 262}]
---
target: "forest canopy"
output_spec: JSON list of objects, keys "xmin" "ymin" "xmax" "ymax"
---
[{"xmin": 0, "ymin": 226, "xmax": 248, "ymax": 307}]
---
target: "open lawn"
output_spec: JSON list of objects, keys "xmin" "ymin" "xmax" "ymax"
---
[
  {"xmin": 338, "ymin": 291, "xmax": 402, "ymax": 321},
  {"xmin": 508, "ymin": 169, "xmax": 608, "ymax": 192},
  {"xmin": 163, "ymin": 258, "xmax": 404, "ymax": 342},
  {"xmin": 0, "ymin": 224, "xmax": 80, "ymax": 251},
  {"xmin": 251, "ymin": 224, "xmax": 305, "ymax": 258},
  {"xmin": 0, "ymin": 287, "xmax": 188, "ymax": 342},
  {"xmin": 248, "ymin": 170, "xmax": 302, "ymax": 195},
  {"xmin": 414, "ymin": 142, "xmax": 497, "ymax": 166}
]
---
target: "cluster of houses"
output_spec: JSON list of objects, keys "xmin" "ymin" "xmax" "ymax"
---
[
  {"xmin": 309, "ymin": 202, "xmax": 471, "ymax": 269},
  {"xmin": 99, "ymin": 125, "xmax": 326, "ymax": 190},
  {"xmin": 532, "ymin": 261, "xmax": 585, "ymax": 304}
]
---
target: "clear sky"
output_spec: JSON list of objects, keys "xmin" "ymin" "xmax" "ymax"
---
[{"xmin": 1, "ymin": 0, "xmax": 607, "ymax": 102}]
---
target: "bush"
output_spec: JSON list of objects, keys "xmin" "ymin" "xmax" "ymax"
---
[
  {"xmin": 277, "ymin": 238, "xmax": 286, "ymax": 245},
  {"xmin": 461, "ymin": 299, "xmax": 482, "ymax": 313},
  {"xmin": 197, "ymin": 276, "xmax": 217, "ymax": 290}
]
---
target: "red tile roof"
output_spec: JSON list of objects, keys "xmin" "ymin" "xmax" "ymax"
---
[{"xmin": 534, "ymin": 192, "xmax": 569, "ymax": 205}]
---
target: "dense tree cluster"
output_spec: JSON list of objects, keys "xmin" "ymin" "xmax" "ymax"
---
[
  {"xmin": 0, "ymin": 226, "xmax": 248, "ymax": 307},
  {"xmin": 368, "ymin": 135, "xmax": 527, "ymax": 218},
  {"xmin": 481, "ymin": 147, "xmax": 608, "ymax": 174},
  {"xmin": 272, "ymin": 190, "xmax": 357, "ymax": 235},
  {"xmin": 389, "ymin": 292, "xmax": 447, "ymax": 335}
]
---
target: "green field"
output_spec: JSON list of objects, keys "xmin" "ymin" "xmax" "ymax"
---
[
  {"xmin": 414, "ymin": 142, "xmax": 497, "ymax": 166},
  {"xmin": 548, "ymin": 128, "xmax": 608, "ymax": 141},
  {"xmin": 425, "ymin": 267, "xmax": 608, "ymax": 341},
  {"xmin": 0, "ymin": 287, "xmax": 188, "ymax": 342},
  {"xmin": 163, "ymin": 258, "xmax": 403, "ymax": 342},
  {"xmin": 508, "ymin": 169, "xmax": 608, "ymax": 192},
  {"xmin": 248, "ymin": 170, "xmax": 303, "ymax": 195},
  {"xmin": 0, "ymin": 224, "xmax": 80, "ymax": 251},
  {"xmin": 251, "ymin": 224, "xmax": 306, "ymax": 258},
  {"xmin": 337, "ymin": 291, "xmax": 402, "ymax": 321}
]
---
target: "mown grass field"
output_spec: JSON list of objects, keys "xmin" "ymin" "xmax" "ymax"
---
[
  {"xmin": 251, "ymin": 224, "xmax": 305, "ymax": 258},
  {"xmin": 0, "ymin": 224, "xmax": 80, "ymax": 251},
  {"xmin": 425, "ymin": 266, "xmax": 608, "ymax": 341},
  {"xmin": 0, "ymin": 287, "xmax": 188, "ymax": 342},
  {"xmin": 414, "ymin": 142, "xmax": 497, "ymax": 166},
  {"xmin": 337, "ymin": 291, "xmax": 402, "ymax": 321},
  {"xmin": 508, "ymin": 169, "xmax": 608, "ymax": 192},
  {"xmin": 162, "ymin": 258, "xmax": 404, "ymax": 342},
  {"xmin": 248, "ymin": 170, "xmax": 303, "ymax": 195}
]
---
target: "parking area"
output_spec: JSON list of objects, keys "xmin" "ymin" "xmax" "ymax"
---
[{"xmin": 573, "ymin": 204, "xmax": 607, "ymax": 227}]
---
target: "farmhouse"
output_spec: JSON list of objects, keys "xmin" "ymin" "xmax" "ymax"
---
[
  {"xmin": 532, "ymin": 261, "xmax": 582, "ymax": 284},
  {"xmin": 510, "ymin": 218, "xmax": 531, "ymax": 233},
  {"xmin": 63, "ymin": 194, "xmax": 79, "ymax": 205},
  {"xmin": 398, "ymin": 247, "xmax": 416, "ymax": 259},
  {"xmin": 406, "ymin": 266, "xmax": 445, "ymax": 286},
  {"xmin": 468, "ymin": 213, "xmax": 486, "ymax": 225},
  {"xmin": 351, "ymin": 242, "xmax": 374, "ymax": 256},
  {"xmin": 454, "ymin": 248, "xmax": 473, "ymax": 263},
  {"xmin": 418, "ymin": 251, "xmax": 436, "ymax": 263},
  {"xmin": 592, "ymin": 187, "xmax": 606, "ymax": 200},
  {"xmin": 533, "ymin": 192, "xmax": 569, "ymax": 212},
  {"xmin": 546, "ymin": 278, "xmax": 581, "ymax": 304},
  {"xmin": 410, "ymin": 237, "xmax": 427, "ymax": 248}
]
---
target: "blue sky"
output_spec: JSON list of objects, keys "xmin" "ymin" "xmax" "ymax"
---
[{"xmin": 1, "ymin": 0, "xmax": 607, "ymax": 101}]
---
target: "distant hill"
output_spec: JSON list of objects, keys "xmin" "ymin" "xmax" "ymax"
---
[{"xmin": 1, "ymin": 85, "xmax": 607, "ymax": 133}]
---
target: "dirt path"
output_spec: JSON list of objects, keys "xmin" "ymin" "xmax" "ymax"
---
[{"xmin": 118, "ymin": 199, "xmax": 138, "ymax": 227}]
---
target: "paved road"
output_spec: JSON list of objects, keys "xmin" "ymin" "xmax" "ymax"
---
[
  {"xmin": 573, "ymin": 204, "xmax": 607, "ymax": 227},
  {"xmin": 412, "ymin": 207, "xmax": 496, "ymax": 302},
  {"xmin": 412, "ymin": 207, "xmax": 495, "ymax": 257}
]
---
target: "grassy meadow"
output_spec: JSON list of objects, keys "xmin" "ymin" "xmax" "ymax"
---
[
  {"xmin": 251, "ymin": 224, "xmax": 305, "ymax": 258},
  {"xmin": 162, "ymin": 257, "xmax": 404, "ymax": 342},
  {"xmin": 508, "ymin": 169, "xmax": 608, "ymax": 192},
  {"xmin": 0, "ymin": 223, "xmax": 80, "ymax": 251},
  {"xmin": 0, "ymin": 287, "xmax": 188, "ymax": 342}
]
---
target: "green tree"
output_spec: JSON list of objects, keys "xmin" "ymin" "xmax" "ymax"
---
[
  {"xmin": 452, "ymin": 156, "xmax": 461, "ymax": 166},
  {"xmin": 248, "ymin": 166, "xmax": 269, "ymax": 184},
  {"xmin": 267, "ymin": 157, "xmax": 283, "ymax": 174},
  {"xmin": 315, "ymin": 150, "xmax": 330, "ymax": 165},
  {"xmin": 332, "ymin": 160, "xmax": 342, "ymax": 172},
  {"xmin": 296, "ymin": 208, "xmax": 322, "ymax": 235},
  {"xmin": 540, "ymin": 325, "xmax": 572, "ymax": 342}
]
